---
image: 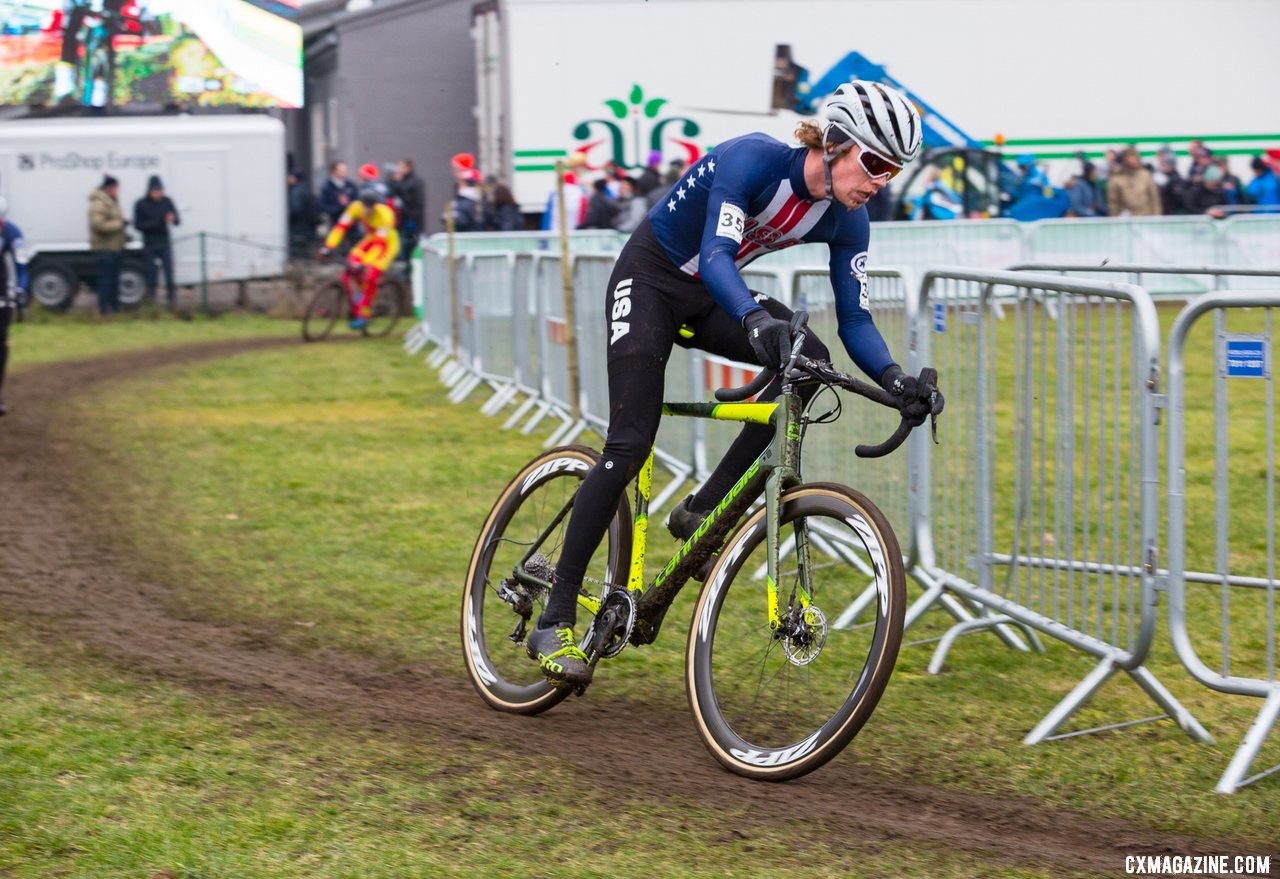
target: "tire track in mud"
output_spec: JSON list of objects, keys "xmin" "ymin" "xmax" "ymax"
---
[{"xmin": 0, "ymin": 340, "xmax": 1259, "ymax": 878}]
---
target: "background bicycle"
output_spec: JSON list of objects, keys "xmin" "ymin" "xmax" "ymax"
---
[{"xmin": 302, "ymin": 256, "xmax": 403, "ymax": 342}]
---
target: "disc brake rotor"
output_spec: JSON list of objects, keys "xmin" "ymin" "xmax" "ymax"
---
[{"xmin": 782, "ymin": 605, "xmax": 828, "ymax": 667}]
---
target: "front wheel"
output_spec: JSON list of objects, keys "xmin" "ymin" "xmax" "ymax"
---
[
  {"xmin": 302, "ymin": 281, "xmax": 344, "ymax": 342},
  {"xmin": 462, "ymin": 445, "xmax": 632, "ymax": 715},
  {"xmin": 686, "ymin": 483, "xmax": 906, "ymax": 781}
]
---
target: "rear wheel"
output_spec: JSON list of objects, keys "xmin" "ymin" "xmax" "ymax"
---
[
  {"xmin": 363, "ymin": 276, "xmax": 403, "ymax": 337},
  {"xmin": 302, "ymin": 281, "xmax": 344, "ymax": 342},
  {"xmin": 686, "ymin": 483, "xmax": 905, "ymax": 780},
  {"xmin": 462, "ymin": 445, "xmax": 632, "ymax": 714}
]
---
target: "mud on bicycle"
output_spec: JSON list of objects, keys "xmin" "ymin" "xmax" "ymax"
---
[{"xmin": 461, "ymin": 312, "xmax": 942, "ymax": 780}]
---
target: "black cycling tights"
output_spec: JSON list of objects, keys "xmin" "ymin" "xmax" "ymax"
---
[{"xmin": 542, "ymin": 296, "xmax": 829, "ymax": 627}]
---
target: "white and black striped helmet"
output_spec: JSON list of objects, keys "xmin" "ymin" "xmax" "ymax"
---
[{"xmin": 822, "ymin": 80, "xmax": 922, "ymax": 165}]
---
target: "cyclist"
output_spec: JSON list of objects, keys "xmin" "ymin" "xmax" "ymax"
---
[
  {"xmin": 525, "ymin": 80, "xmax": 944, "ymax": 687},
  {"xmin": 318, "ymin": 185, "xmax": 400, "ymax": 330}
]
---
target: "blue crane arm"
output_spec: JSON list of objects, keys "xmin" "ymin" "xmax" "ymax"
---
[{"xmin": 794, "ymin": 52, "xmax": 982, "ymax": 149}]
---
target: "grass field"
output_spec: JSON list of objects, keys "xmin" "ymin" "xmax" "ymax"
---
[{"xmin": 1, "ymin": 315, "xmax": 1277, "ymax": 878}]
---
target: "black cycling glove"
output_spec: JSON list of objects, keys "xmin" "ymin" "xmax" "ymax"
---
[
  {"xmin": 743, "ymin": 308, "xmax": 793, "ymax": 369},
  {"xmin": 880, "ymin": 364, "xmax": 945, "ymax": 426}
]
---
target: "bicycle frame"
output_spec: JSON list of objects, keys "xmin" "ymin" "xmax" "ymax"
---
[{"xmin": 569, "ymin": 387, "xmax": 809, "ymax": 647}]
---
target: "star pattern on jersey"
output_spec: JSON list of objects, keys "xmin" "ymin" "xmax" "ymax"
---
[{"xmin": 664, "ymin": 161, "xmax": 713, "ymax": 214}]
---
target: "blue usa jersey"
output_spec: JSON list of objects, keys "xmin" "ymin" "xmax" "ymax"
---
[{"xmin": 646, "ymin": 132, "xmax": 894, "ymax": 380}]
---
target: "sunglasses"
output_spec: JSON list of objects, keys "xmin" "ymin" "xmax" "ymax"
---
[{"xmin": 852, "ymin": 141, "xmax": 902, "ymax": 179}]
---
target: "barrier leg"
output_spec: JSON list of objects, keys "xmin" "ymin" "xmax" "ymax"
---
[
  {"xmin": 1215, "ymin": 689, "xmax": 1280, "ymax": 793},
  {"xmin": 502, "ymin": 393, "xmax": 539, "ymax": 431},
  {"xmin": 1125, "ymin": 665, "xmax": 1215, "ymax": 746},
  {"xmin": 545, "ymin": 418, "xmax": 587, "ymax": 448},
  {"xmin": 521, "ymin": 401, "xmax": 556, "ymax": 435},
  {"xmin": 1022, "ymin": 656, "xmax": 1213, "ymax": 746},
  {"xmin": 480, "ymin": 382, "xmax": 519, "ymax": 416},
  {"xmin": 439, "ymin": 361, "xmax": 466, "ymax": 387},
  {"xmin": 448, "ymin": 373, "xmax": 484, "ymax": 404},
  {"xmin": 909, "ymin": 568, "xmax": 1036, "ymax": 652}
]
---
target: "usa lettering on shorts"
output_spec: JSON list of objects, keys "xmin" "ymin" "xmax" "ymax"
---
[{"xmin": 610, "ymin": 277, "xmax": 633, "ymax": 344}]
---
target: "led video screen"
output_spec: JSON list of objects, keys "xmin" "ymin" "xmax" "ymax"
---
[{"xmin": 0, "ymin": 1, "xmax": 302, "ymax": 109}]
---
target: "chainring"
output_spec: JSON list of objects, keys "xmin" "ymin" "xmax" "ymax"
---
[{"xmin": 589, "ymin": 588, "xmax": 636, "ymax": 660}]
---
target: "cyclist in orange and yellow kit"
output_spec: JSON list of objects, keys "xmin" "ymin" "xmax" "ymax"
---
[{"xmin": 319, "ymin": 186, "xmax": 400, "ymax": 330}]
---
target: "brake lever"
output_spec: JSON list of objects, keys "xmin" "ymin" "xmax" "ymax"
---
[{"xmin": 930, "ymin": 411, "xmax": 939, "ymax": 445}]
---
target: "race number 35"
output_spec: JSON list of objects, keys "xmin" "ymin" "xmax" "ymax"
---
[{"xmin": 718, "ymin": 203, "xmax": 746, "ymax": 243}]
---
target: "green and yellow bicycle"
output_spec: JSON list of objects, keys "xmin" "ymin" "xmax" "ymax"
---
[{"xmin": 461, "ymin": 314, "xmax": 935, "ymax": 780}]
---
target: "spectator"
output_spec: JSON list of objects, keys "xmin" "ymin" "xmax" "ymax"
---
[
  {"xmin": 449, "ymin": 173, "xmax": 484, "ymax": 232},
  {"xmin": 487, "ymin": 178, "xmax": 523, "ymax": 231},
  {"xmin": 636, "ymin": 150, "xmax": 662, "ymax": 196},
  {"xmin": 451, "ymin": 152, "xmax": 479, "ymax": 186},
  {"xmin": 540, "ymin": 171, "xmax": 587, "ymax": 232},
  {"xmin": 1213, "ymin": 156, "xmax": 1243, "ymax": 209},
  {"xmin": 645, "ymin": 165, "xmax": 681, "ymax": 210},
  {"xmin": 286, "ymin": 170, "xmax": 316, "ymax": 258},
  {"xmin": 1182, "ymin": 163, "xmax": 1229, "ymax": 216},
  {"xmin": 580, "ymin": 178, "xmax": 620, "ymax": 229},
  {"xmin": 911, "ymin": 169, "xmax": 961, "ymax": 220},
  {"xmin": 1065, "ymin": 162, "xmax": 1103, "ymax": 217},
  {"xmin": 0, "ymin": 196, "xmax": 29, "ymax": 416},
  {"xmin": 357, "ymin": 162, "xmax": 388, "ymax": 200},
  {"xmin": 88, "ymin": 174, "xmax": 126, "ymax": 317},
  {"xmin": 317, "ymin": 161, "xmax": 357, "ymax": 226},
  {"xmin": 1186, "ymin": 140, "xmax": 1214, "ymax": 184},
  {"xmin": 391, "ymin": 158, "xmax": 426, "ymax": 241},
  {"xmin": 1005, "ymin": 154, "xmax": 1069, "ymax": 221},
  {"xmin": 613, "ymin": 176, "xmax": 649, "ymax": 232},
  {"xmin": 1152, "ymin": 151, "xmax": 1186, "ymax": 214},
  {"xmin": 1245, "ymin": 155, "xmax": 1280, "ymax": 212},
  {"xmin": 132, "ymin": 175, "xmax": 180, "ymax": 310},
  {"xmin": 1106, "ymin": 147, "xmax": 1161, "ymax": 217}
]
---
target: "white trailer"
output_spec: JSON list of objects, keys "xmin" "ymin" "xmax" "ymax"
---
[
  {"xmin": 0, "ymin": 114, "xmax": 286, "ymax": 309},
  {"xmin": 473, "ymin": 0, "xmax": 1280, "ymax": 215}
]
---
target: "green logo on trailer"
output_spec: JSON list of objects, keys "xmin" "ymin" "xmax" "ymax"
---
[{"xmin": 572, "ymin": 84, "xmax": 703, "ymax": 171}]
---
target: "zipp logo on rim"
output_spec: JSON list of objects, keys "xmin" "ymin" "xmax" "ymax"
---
[
  {"xmin": 521, "ymin": 457, "xmax": 589, "ymax": 494},
  {"xmin": 731, "ymin": 729, "xmax": 822, "ymax": 766}
]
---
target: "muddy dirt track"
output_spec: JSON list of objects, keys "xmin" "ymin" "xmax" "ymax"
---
[{"xmin": 0, "ymin": 340, "xmax": 1263, "ymax": 878}]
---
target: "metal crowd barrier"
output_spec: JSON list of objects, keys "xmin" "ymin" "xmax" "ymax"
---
[
  {"xmin": 1011, "ymin": 263, "xmax": 1280, "ymax": 298},
  {"xmin": 1167, "ymin": 290, "xmax": 1280, "ymax": 793},
  {"xmin": 913, "ymin": 267, "xmax": 1211, "ymax": 745},
  {"xmin": 406, "ymin": 236, "xmax": 1280, "ymax": 790}
]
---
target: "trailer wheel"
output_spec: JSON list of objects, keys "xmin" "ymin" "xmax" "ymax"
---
[
  {"xmin": 29, "ymin": 263, "xmax": 78, "ymax": 311},
  {"xmin": 119, "ymin": 263, "xmax": 148, "ymax": 308}
]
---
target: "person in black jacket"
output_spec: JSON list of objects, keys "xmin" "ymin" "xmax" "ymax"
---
[
  {"xmin": 133, "ymin": 175, "xmax": 180, "ymax": 309},
  {"xmin": 579, "ymin": 178, "xmax": 620, "ymax": 229},
  {"xmin": 287, "ymin": 169, "xmax": 317, "ymax": 258},
  {"xmin": 390, "ymin": 158, "xmax": 426, "ymax": 243}
]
